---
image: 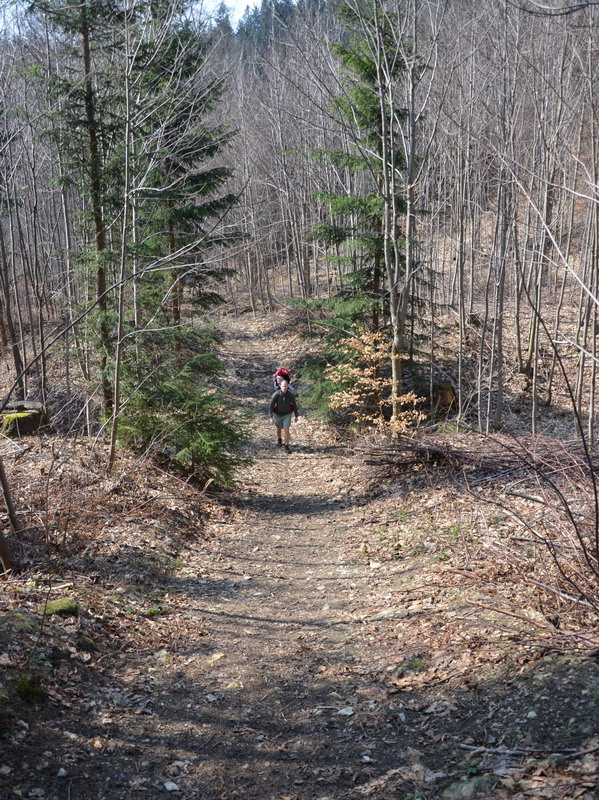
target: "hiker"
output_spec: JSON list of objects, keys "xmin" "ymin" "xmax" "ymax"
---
[
  {"xmin": 269, "ymin": 379, "xmax": 299, "ymax": 453},
  {"xmin": 273, "ymin": 367, "xmax": 296, "ymax": 394}
]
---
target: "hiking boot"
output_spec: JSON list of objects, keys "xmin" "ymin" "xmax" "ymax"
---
[
  {"xmin": 284, "ymin": 444, "xmax": 291, "ymax": 453},
  {"xmin": 277, "ymin": 439, "xmax": 282, "ymax": 447}
]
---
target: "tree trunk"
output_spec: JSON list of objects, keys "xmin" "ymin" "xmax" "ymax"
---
[{"xmin": 81, "ymin": 1, "xmax": 112, "ymax": 414}]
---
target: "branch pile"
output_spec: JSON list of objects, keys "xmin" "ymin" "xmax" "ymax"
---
[{"xmin": 362, "ymin": 432, "xmax": 599, "ymax": 487}]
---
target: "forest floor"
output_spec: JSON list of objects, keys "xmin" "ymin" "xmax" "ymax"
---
[{"xmin": 1, "ymin": 312, "xmax": 598, "ymax": 800}]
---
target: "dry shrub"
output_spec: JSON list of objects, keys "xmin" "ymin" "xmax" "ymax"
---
[
  {"xmin": 488, "ymin": 438, "xmax": 599, "ymax": 641},
  {"xmin": 325, "ymin": 328, "xmax": 422, "ymax": 435}
]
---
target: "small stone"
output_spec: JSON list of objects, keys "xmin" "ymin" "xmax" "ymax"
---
[
  {"xmin": 154, "ymin": 649, "xmax": 171, "ymax": 663},
  {"xmin": 56, "ymin": 768, "xmax": 66, "ymax": 777},
  {"xmin": 165, "ymin": 761, "xmax": 187, "ymax": 777},
  {"xmin": 110, "ymin": 691, "xmax": 128, "ymax": 706},
  {"xmin": 164, "ymin": 781, "xmax": 180, "ymax": 792},
  {"xmin": 526, "ymin": 710, "xmax": 537, "ymax": 719},
  {"xmin": 372, "ymin": 608, "xmax": 399, "ymax": 620},
  {"xmin": 442, "ymin": 775, "xmax": 496, "ymax": 799}
]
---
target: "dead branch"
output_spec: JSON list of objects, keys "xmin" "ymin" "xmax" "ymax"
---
[
  {"xmin": 362, "ymin": 433, "xmax": 599, "ymax": 485},
  {"xmin": 527, "ymin": 579, "xmax": 598, "ymax": 611},
  {"xmin": 458, "ymin": 742, "xmax": 599, "ymax": 758},
  {"xmin": 466, "ymin": 600, "xmax": 599, "ymax": 646}
]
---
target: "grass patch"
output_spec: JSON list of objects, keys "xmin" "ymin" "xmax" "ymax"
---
[{"xmin": 14, "ymin": 673, "xmax": 45, "ymax": 703}]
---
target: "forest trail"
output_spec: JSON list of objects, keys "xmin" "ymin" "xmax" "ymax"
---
[
  {"xmin": 136, "ymin": 313, "xmax": 596, "ymax": 800},
  {"xmin": 113, "ymin": 311, "xmax": 476, "ymax": 800},
  {"xmin": 179, "ymin": 313, "xmax": 417, "ymax": 797},
  {"xmin": 3, "ymin": 313, "xmax": 598, "ymax": 800}
]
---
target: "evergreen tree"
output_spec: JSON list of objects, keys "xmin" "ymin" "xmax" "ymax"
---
[
  {"xmin": 29, "ymin": 0, "xmax": 248, "ymax": 481},
  {"xmin": 132, "ymin": 10, "xmax": 237, "ymax": 328},
  {"xmin": 301, "ymin": 0, "xmax": 408, "ymax": 424},
  {"xmin": 309, "ymin": 0, "xmax": 434, "ymax": 430},
  {"xmin": 213, "ymin": 2, "xmax": 234, "ymax": 37},
  {"xmin": 236, "ymin": 0, "xmax": 296, "ymax": 56},
  {"xmin": 114, "ymin": 2, "xmax": 245, "ymax": 480},
  {"xmin": 118, "ymin": 325, "xmax": 249, "ymax": 487},
  {"xmin": 31, "ymin": 0, "xmax": 126, "ymax": 413}
]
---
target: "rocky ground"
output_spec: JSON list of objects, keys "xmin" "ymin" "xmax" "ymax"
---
[{"xmin": 0, "ymin": 312, "xmax": 598, "ymax": 800}]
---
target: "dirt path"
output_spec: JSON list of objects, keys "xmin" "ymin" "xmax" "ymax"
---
[
  {"xmin": 133, "ymin": 314, "xmax": 597, "ymax": 800},
  {"xmin": 4, "ymin": 313, "xmax": 598, "ymax": 800},
  {"xmin": 180, "ymin": 315, "xmax": 408, "ymax": 797},
  {"xmin": 117, "ymin": 313, "xmax": 464, "ymax": 800}
]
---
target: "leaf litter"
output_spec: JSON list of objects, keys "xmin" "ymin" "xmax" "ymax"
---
[{"xmin": 0, "ymin": 311, "xmax": 597, "ymax": 799}]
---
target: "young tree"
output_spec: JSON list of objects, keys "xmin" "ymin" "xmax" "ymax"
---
[
  {"xmin": 108, "ymin": 0, "xmax": 239, "ymax": 465},
  {"xmin": 30, "ymin": 0, "xmax": 124, "ymax": 414},
  {"xmin": 313, "ymin": 0, "xmax": 443, "ymax": 429}
]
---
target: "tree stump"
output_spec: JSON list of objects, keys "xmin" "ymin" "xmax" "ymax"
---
[{"xmin": 432, "ymin": 383, "xmax": 456, "ymax": 414}]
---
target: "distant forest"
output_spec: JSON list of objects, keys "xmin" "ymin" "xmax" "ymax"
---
[{"xmin": 1, "ymin": 0, "xmax": 599, "ymax": 458}]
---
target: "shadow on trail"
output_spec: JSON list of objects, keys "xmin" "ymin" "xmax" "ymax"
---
[
  {"xmin": 13, "ymin": 640, "xmax": 598, "ymax": 800},
  {"xmin": 189, "ymin": 605, "xmax": 354, "ymax": 631},
  {"xmin": 231, "ymin": 490, "xmax": 367, "ymax": 517},
  {"xmin": 249, "ymin": 440, "xmax": 355, "ymax": 458}
]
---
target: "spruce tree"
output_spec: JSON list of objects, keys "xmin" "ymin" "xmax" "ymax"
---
[
  {"xmin": 113, "ymin": 1, "xmax": 246, "ymax": 481},
  {"xmin": 303, "ymin": 0, "xmax": 408, "ymax": 424},
  {"xmin": 311, "ymin": 0, "xmax": 433, "ymax": 430},
  {"xmin": 29, "ymin": 0, "xmax": 248, "ymax": 481},
  {"xmin": 132, "ymin": 9, "xmax": 237, "ymax": 328},
  {"xmin": 31, "ymin": 0, "xmax": 124, "ymax": 413}
]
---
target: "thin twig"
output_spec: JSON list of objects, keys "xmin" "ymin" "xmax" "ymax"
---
[
  {"xmin": 24, "ymin": 579, "xmax": 53, "ymax": 669},
  {"xmin": 465, "ymin": 600, "xmax": 553, "ymax": 630},
  {"xmin": 458, "ymin": 742, "xmax": 599, "ymax": 759},
  {"xmin": 466, "ymin": 600, "xmax": 599, "ymax": 646},
  {"xmin": 527, "ymin": 579, "xmax": 599, "ymax": 611}
]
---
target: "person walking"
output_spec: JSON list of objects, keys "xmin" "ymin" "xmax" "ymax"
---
[{"xmin": 269, "ymin": 379, "xmax": 299, "ymax": 453}]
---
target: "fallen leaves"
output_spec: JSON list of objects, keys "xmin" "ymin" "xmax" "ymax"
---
[{"xmin": 0, "ymin": 316, "xmax": 598, "ymax": 800}]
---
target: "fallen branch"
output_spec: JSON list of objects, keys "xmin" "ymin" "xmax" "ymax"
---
[
  {"xmin": 363, "ymin": 433, "xmax": 599, "ymax": 485},
  {"xmin": 527, "ymin": 579, "xmax": 599, "ymax": 611},
  {"xmin": 466, "ymin": 600, "xmax": 599, "ymax": 646},
  {"xmin": 458, "ymin": 742, "xmax": 599, "ymax": 759},
  {"xmin": 465, "ymin": 600, "xmax": 553, "ymax": 630}
]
